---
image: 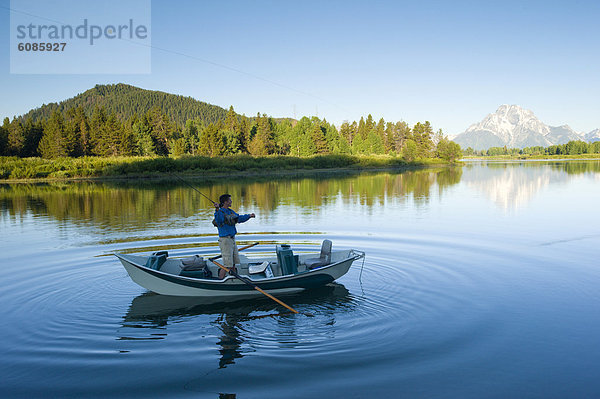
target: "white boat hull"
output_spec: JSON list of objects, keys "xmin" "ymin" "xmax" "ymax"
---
[{"xmin": 115, "ymin": 249, "xmax": 364, "ymax": 297}]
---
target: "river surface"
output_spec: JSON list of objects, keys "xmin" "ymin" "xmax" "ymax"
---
[{"xmin": 1, "ymin": 160, "xmax": 600, "ymax": 398}]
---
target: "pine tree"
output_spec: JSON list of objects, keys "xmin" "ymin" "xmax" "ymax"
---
[
  {"xmin": 147, "ymin": 106, "xmax": 171, "ymax": 155},
  {"xmin": 170, "ymin": 138, "xmax": 187, "ymax": 156},
  {"xmin": 78, "ymin": 118, "xmax": 92, "ymax": 156},
  {"xmin": 402, "ymin": 139, "xmax": 418, "ymax": 162},
  {"xmin": 339, "ymin": 122, "xmax": 352, "ymax": 144},
  {"xmin": 211, "ymin": 123, "xmax": 226, "ymax": 156},
  {"xmin": 433, "ymin": 128, "xmax": 444, "ymax": 147},
  {"xmin": 7, "ymin": 118, "xmax": 25, "ymax": 156},
  {"xmin": 133, "ymin": 118, "xmax": 155, "ymax": 156},
  {"xmin": 384, "ymin": 122, "xmax": 394, "ymax": 154},
  {"xmin": 394, "ymin": 121, "xmax": 411, "ymax": 153},
  {"xmin": 182, "ymin": 120, "xmax": 198, "ymax": 155},
  {"xmin": 65, "ymin": 106, "xmax": 90, "ymax": 157},
  {"xmin": 337, "ymin": 135, "xmax": 351, "ymax": 154},
  {"xmin": 357, "ymin": 117, "xmax": 367, "ymax": 141},
  {"xmin": 247, "ymin": 132, "xmax": 264, "ymax": 156},
  {"xmin": 197, "ymin": 125, "xmax": 211, "ymax": 156},
  {"xmin": 89, "ymin": 106, "xmax": 108, "ymax": 154},
  {"xmin": 273, "ymin": 119, "xmax": 293, "ymax": 155},
  {"xmin": 352, "ymin": 133, "xmax": 365, "ymax": 155},
  {"xmin": 372, "ymin": 118, "xmax": 385, "ymax": 154},
  {"xmin": 365, "ymin": 114, "xmax": 375, "ymax": 135},
  {"xmin": 94, "ymin": 114, "xmax": 122, "ymax": 157},
  {"xmin": 412, "ymin": 121, "xmax": 433, "ymax": 157},
  {"xmin": 239, "ymin": 116, "xmax": 251, "ymax": 153},
  {"xmin": 39, "ymin": 111, "xmax": 71, "ymax": 158},
  {"xmin": 224, "ymin": 106, "xmax": 239, "ymax": 132},
  {"xmin": 22, "ymin": 119, "xmax": 43, "ymax": 157},
  {"xmin": 0, "ymin": 118, "xmax": 8, "ymax": 155},
  {"xmin": 312, "ymin": 123, "xmax": 328, "ymax": 154},
  {"xmin": 288, "ymin": 117, "xmax": 309, "ymax": 156},
  {"xmin": 222, "ymin": 129, "xmax": 242, "ymax": 155},
  {"xmin": 323, "ymin": 122, "xmax": 340, "ymax": 153},
  {"xmin": 248, "ymin": 114, "xmax": 275, "ymax": 156},
  {"xmin": 367, "ymin": 130, "xmax": 385, "ymax": 154},
  {"xmin": 376, "ymin": 118, "xmax": 385, "ymax": 137},
  {"xmin": 120, "ymin": 123, "xmax": 136, "ymax": 156},
  {"xmin": 350, "ymin": 121, "xmax": 358, "ymax": 145},
  {"xmin": 197, "ymin": 123, "xmax": 225, "ymax": 156},
  {"xmin": 298, "ymin": 130, "xmax": 316, "ymax": 156}
]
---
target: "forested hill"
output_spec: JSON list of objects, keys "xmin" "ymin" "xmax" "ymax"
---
[{"xmin": 20, "ymin": 83, "xmax": 229, "ymax": 126}]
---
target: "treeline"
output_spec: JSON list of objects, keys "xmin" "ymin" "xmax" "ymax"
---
[
  {"xmin": 0, "ymin": 105, "xmax": 462, "ymax": 162},
  {"xmin": 463, "ymin": 140, "xmax": 600, "ymax": 157}
]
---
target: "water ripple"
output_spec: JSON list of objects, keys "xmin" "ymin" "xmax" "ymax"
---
[{"xmin": 2, "ymin": 229, "xmax": 588, "ymax": 398}]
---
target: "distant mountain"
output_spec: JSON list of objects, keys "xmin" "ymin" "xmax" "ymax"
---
[
  {"xmin": 18, "ymin": 83, "xmax": 230, "ymax": 126},
  {"xmin": 546, "ymin": 125, "xmax": 582, "ymax": 144},
  {"xmin": 585, "ymin": 129, "xmax": 600, "ymax": 142},
  {"xmin": 453, "ymin": 105, "xmax": 596, "ymax": 150}
]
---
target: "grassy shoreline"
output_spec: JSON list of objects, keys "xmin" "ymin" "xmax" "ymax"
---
[{"xmin": 0, "ymin": 154, "xmax": 449, "ymax": 183}]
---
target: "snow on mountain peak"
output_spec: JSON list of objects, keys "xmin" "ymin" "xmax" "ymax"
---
[
  {"xmin": 454, "ymin": 104, "xmax": 594, "ymax": 150},
  {"xmin": 465, "ymin": 104, "xmax": 548, "ymax": 145},
  {"xmin": 585, "ymin": 129, "xmax": 600, "ymax": 142}
]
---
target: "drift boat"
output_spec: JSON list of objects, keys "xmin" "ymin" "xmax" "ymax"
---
[{"xmin": 115, "ymin": 240, "xmax": 365, "ymax": 297}]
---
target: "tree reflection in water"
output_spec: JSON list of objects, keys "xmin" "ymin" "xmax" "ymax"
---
[
  {"xmin": 0, "ymin": 168, "xmax": 464, "ymax": 229},
  {"xmin": 3, "ymin": 162, "xmax": 599, "ymax": 226}
]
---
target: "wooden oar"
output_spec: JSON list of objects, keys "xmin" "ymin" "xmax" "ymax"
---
[
  {"xmin": 209, "ymin": 242, "xmax": 259, "ymax": 261},
  {"xmin": 211, "ymin": 258, "xmax": 304, "ymax": 315}
]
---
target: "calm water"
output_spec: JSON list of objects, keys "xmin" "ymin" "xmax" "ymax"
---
[{"xmin": 1, "ymin": 161, "xmax": 600, "ymax": 398}]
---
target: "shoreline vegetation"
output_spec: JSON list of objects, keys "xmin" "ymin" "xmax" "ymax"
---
[
  {"xmin": 464, "ymin": 153, "xmax": 600, "ymax": 161},
  {"xmin": 6, "ymin": 84, "xmax": 598, "ymax": 182},
  {"xmin": 463, "ymin": 141, "xmax": 600, "ymax": 158},
  {"xmin": 0, "ymin": 154, "xmax": 448, "ymax": 183}
]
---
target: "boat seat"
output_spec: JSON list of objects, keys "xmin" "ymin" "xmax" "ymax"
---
[
  {"xmin": 304, "ymin": 240, "xmax": 332, "ymax": 269},
  {"xmin": 249, "ymin": 261, "xmax": 270, "ymax": 274},
  {"xmin": 146, "ymin": 251, "xmax": 168, "ymax": 271},
  {"xmin": 248, "ymin": 261, "xmax": 274, "ymax": 278}
]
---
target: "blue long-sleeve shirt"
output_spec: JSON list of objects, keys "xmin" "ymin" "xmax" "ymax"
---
[{"xmin": 214, "ymin": 207, "xmax": 251, "ymax": 237}]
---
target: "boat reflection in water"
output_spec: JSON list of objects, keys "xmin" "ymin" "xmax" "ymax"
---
[{"xmin": 120, "ymin": 283, "xmax": 354, "ymax": 369}]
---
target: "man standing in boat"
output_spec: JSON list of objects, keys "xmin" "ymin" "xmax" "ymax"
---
[{"xmin": 213, "ymin": 194, "xmax": 255, "ymax": 279}]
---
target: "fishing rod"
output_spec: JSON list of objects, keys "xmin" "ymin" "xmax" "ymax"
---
[{"xmin": 169, "ymin": 172, "xmax": 218, "ymax": 207}]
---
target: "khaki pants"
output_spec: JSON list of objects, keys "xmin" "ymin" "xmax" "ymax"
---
[{"xmin": 218, "ymin": 236, "xmax": 240, "ymax": 268}]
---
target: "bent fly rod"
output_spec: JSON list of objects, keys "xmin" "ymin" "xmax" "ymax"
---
[{"xmin": 169, "ymin": 172, "xmax": 217, "ymax": 206}]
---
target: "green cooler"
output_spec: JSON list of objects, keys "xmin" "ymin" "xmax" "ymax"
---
[{"xmin": 276, "ymin": 244, "xmax": 298, "ymax": 275}]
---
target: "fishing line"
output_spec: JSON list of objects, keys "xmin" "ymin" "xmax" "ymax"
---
[
  {"xmin": 358, "ymin": 254, "xmax": 366, "ymax": 296},
  {"xmin": 169, "ymin": 172, "xmax": 217, "ymax": 206}
]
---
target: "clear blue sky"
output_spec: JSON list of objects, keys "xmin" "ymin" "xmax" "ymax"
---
[{"xmin": 1, "ymin": 0, "xmax": 599, "ymax": 135}]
